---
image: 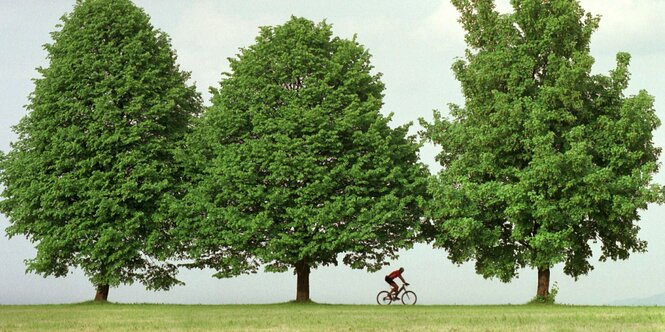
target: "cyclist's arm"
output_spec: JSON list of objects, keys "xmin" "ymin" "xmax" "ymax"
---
[{"xmin": 398, "ymin": 275, "xmax": 407, "ymax": 284}]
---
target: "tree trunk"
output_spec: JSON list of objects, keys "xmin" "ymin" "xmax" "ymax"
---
[
  {"xmin": 95, "ymin": 284, "xmax": 109, "ymax": 302},
  {"xmin": 537, "ymin": 268, "xmax": 550, "ymax": 298},
  {"xmin": 295, "ymin": 259, "xmax": 310, "ymax": 302}
]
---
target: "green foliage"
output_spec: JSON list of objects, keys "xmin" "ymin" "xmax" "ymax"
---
[
  {"xmin": 0, "ymin": 0, "xmax": 201, "ymax": 292},
  {"xmin": 176, "ymin": 17, "xmax": 429, "ymax": 280},
  {"xmin": 421, "ymin": 0, "xmax": 661, "ymax": 284},
  {"xmin": 529, "ymin": 282, "xmax": 559, "ymax": 305}
]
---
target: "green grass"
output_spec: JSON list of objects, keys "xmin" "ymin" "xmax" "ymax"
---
[{"xmin": 1, "ymin": 302, "xmax": 664, "ymax": 331}]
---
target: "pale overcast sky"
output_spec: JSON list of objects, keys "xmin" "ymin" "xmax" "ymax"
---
[{"xmin": 1, "ymin": 0, "xmax": 665, "ymax": 305}]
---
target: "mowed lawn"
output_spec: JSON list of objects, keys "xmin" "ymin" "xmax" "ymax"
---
[{"xmin": 1, "ymin": 302, "xmax": 664, "ymax": 331}]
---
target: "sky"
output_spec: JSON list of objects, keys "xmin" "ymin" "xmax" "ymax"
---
[{"xmin": 1, "ymin": 0, "xmax": 665, "ymax": 305}]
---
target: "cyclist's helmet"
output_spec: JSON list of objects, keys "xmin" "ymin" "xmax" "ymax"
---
[{"xmin": 399, "ymin": 267, "xmax": 404, "ymax": 273}]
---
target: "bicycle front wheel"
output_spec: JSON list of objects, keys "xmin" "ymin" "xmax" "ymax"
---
[
  {"xmin": 401, "ymin": 291, "xmax": 417, "ymax": 305},
  {"xmin": 376, "ymin": 291, "xmax": 393, "ymax": 305}
]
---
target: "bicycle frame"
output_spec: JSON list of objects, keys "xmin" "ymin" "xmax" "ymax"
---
[
  {"xmin": 377, "ymin": 283, "xmax": 417, "ymax": 305},
  {"xmin": 392, "ymin": 283, "xmax": 408, "ymax": 297}
]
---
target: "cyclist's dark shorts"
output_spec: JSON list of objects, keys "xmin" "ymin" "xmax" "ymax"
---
[{"xmin": 385, "ymin": 276, "xmax": 397, "ymax": 287}]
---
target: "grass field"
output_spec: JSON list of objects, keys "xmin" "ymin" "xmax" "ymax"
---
[{"xmin": 1, "ymin": 302, "xmax": 664, "ymax": 331}]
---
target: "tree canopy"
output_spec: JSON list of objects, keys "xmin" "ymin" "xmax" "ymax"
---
[
  {"xmin": 421, "ymin": 0, "xmax": 661, "ymax": 299},
  {"xmin": 0, "ymin": 0, "xmax": 202, "ymax": 301},
  {"xmin": 175, "ymin": 17, "xmax": 429, "ymax": 301}
]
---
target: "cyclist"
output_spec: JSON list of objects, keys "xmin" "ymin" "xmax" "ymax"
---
[{"xmin": 385, "ymin": 267, "xmax": 408, "ymax": 297}]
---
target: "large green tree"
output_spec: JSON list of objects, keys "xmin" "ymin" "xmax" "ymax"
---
[
  {"xmin": 176, "ymin": 17, "xmax": 429, "ymax": 302},
  {"xmin": 0, "ymin": 0, "xmax": 201, "ymax": 301},
  {"xmin": 421, "ymin": 0, "xmax": 661, "ymax": 299}
]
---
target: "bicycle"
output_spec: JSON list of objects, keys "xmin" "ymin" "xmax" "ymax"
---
[{"xmin": 376, "ymin": 283, "xmax": 417, "ymax": 305}]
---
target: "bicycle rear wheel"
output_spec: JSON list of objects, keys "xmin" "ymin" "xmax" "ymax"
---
[
  {"xmin": 376, "ymin": 291, "xmax": 393, "ymax": 305},
  {"xmin": 401, "ymin": 291, "xmax": 417, "ymax": 305}
]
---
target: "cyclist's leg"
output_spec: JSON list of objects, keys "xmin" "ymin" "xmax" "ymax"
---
[{"xmin": 385, "ymin": 276, "xmax": 398, "ymax": 295}]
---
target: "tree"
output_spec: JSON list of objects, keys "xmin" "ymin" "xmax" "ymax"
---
[
  {"xmin": 0, "ymin": 0, "xmax": 201, "ymax": 301},
  {"xmin": 176, "ymin": 17, "xmax": 429, "ymax": 302},
  {"xmin": 420, "ymin": 0, "xmax": 661, "ymax": 300}
]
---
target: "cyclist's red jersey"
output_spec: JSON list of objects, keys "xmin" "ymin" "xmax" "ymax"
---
[{"xmin": 387, "ymin": 269, "xmax": 402, "ymax": 279}]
